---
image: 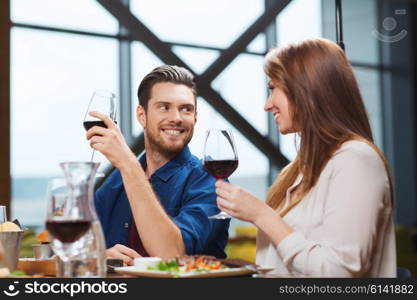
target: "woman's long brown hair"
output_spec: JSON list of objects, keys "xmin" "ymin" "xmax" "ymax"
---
[{"xmin": 265, "ymin": 38, "xmax": 394, "ymax": 216}]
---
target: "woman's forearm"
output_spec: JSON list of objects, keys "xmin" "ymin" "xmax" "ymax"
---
[{"xmin": 253, "ymin": 204, "xmax": 294, "ymax": 246}]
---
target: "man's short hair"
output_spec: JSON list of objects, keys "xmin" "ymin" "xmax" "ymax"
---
[{"xmin": 137, "ymin": 65, "xmax": 197, "ymax": 110}]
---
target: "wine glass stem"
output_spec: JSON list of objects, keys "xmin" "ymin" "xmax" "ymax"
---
[
  {"xmin": 57, "ymin": 257, "xmax": 72, "ymax": 278},
  {"xmin": 64, "ymin": 260, "xmax": 72, "ymax": 278},
  {"xmin": 90, "ymin": 149, "xmax": 96, "ymax": 161}
]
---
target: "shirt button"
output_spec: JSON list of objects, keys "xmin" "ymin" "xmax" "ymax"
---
[{"xmin": 124, "ymin": 222, "xmax": 129, "ymax": 228}]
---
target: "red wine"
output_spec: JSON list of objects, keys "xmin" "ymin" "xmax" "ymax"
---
[
  {"xmin": 83, "ymin": 120, "xmax": 117, "ymax": 131},
  {"xmin": 46, "ymin": 220, "xmax": 91, "ymax": 243},
  {"xmin": 204, "ymin": 160, "xmax": 238, "ymax": 180}
]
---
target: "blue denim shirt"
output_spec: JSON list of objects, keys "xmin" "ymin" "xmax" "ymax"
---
[{"xmin": 94, "ymin": 146, "xmax": 230, "ymax": 258}]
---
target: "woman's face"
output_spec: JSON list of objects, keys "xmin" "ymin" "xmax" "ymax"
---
[{"xmin": 264, "ymin": 81, "xmax": 295, "ymax": 134}]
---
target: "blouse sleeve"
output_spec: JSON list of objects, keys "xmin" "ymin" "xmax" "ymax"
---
[{"xmin": 275, "ymin": 146, "xmax": 391, "ymax": 277}]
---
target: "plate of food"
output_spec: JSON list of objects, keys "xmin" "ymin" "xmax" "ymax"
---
[{"xmin": 114, "ymin": 255, "xmax": 273, "ymax": 278}]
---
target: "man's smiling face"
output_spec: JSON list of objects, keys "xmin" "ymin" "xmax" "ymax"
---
[{"xmin": 137, "ymin": 82, "xmax": 197, "ymax": 156}]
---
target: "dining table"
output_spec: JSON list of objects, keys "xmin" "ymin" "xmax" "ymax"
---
[{"xmin": 15, "ymin": 257, "xmax": 275, "ymax": 278}]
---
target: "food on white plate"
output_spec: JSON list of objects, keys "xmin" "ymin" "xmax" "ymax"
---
[{"xmin": 147, "ymin": 255, "xmax": 228, "ymax": 274}]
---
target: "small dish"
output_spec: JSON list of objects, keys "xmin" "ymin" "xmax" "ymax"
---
[
  {"xmin": 32, "ymin": 243, "xmax": 53, "ymax": 260},
  {"xmin": 133, "ymin": 257, "xmax": 161, "ymax": 270}
]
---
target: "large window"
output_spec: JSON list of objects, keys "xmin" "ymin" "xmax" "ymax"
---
[
  {"xmin": 10, "ymin": 1, "xmax": 119, "ymax": 229},
  {"xmin": 10, "ymin": 0, "xmax": 271, "ymax": 235},
  {"xmin": 9, "ymin": 0, "xmax": 385, "ymax": 235}
]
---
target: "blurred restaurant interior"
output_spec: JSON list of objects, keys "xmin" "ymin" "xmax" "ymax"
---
[{"xmin": 0, "ymin": 0, "xmax": 416, "ymax": 274}]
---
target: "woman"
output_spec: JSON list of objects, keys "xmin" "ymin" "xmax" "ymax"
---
[{"xmin": 216, "ymin": 38, "xmax": 396, "ymax": 277}]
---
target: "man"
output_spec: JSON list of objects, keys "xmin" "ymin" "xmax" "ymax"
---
[{"xmin": 87, "ymin": 65, "xmax": 229, "ymax": 265}]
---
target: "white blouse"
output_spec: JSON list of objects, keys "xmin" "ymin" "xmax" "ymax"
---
[{"xmin": 256, "ymin": 140, "xmax": 396, "ymax": 277}]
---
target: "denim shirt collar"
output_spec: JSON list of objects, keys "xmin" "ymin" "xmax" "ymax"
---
[{"xmin": 139, "ymin": 146, "xmax": 192, "ymax": 183}]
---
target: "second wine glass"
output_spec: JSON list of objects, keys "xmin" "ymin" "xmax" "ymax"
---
[
  {"xmin": 203, "ymin": 129, "xmax": 239, "ymax": 219},
  {"xmin": 45, "ymin": 177, "xmax": 91, "ymax": 277}
]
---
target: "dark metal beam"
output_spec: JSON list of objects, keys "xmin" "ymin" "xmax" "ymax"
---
[
  {"xmin": 335, "ymin": 0, "xmax": 345, "ymax": 51},
  {"xmin": 97, "ymin": 0, "xmax": 290, "ymax": 168},
  {"xmin": 198, "ymin": 0, "xmax": 292, "ymax": 84},
  {"xmin": 0, "ymin": 0, "xmax": 11, "ymax": 216},
  {"xmin": 97, "ymin": 0, "xmax": 187, "ymax": 67}
]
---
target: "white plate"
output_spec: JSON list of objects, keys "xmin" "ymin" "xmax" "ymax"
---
[{"xmin": 114, "ymin": 266, "xmax": 259, "ymax": 278}]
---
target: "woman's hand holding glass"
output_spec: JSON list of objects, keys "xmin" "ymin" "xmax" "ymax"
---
[{"xmin": 215, "ymin": 180, "xmax": 267, "ymax": 224}]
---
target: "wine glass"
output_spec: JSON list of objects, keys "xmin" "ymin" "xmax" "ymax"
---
[
  {"xmin": 83, "ymin": 90, "xmax": 117, "ymax": 177},
  {"xmin": 203, "ymin": 129, "xmax": 239, "ymax": 219},
  {"xmin": 45, "ymin": 177, "xmax": 92, "ymax": 277}
]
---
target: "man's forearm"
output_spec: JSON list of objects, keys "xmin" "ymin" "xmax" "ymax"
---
[{"xmin": 119, "ymin": 159, "xmax": 185, "ymax": 259}]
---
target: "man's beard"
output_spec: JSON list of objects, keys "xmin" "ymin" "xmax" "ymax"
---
[{"xmin": 145, "ymin": 128, "xmax": 193, "ymax": 158}]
